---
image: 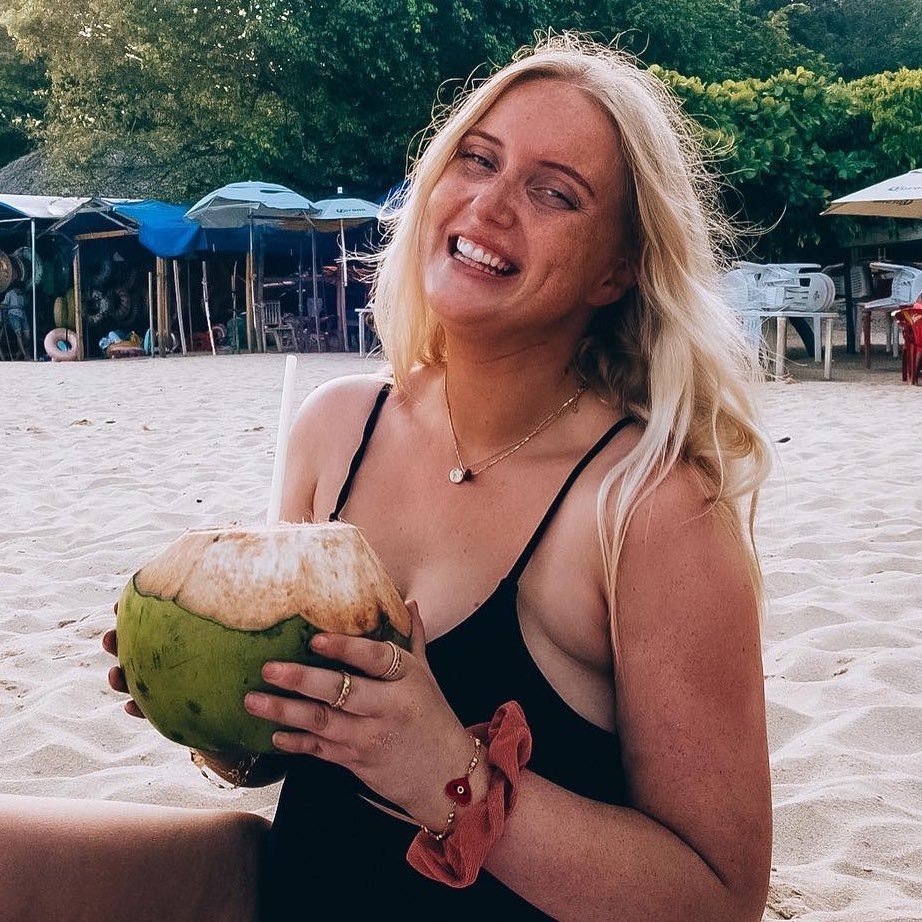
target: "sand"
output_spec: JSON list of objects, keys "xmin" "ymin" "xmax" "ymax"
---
[{"xmin": 1, "ymin": 349, "xmax": 920, "ymax": 921}]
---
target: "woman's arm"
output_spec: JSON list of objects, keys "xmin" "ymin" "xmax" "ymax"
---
[{"xmin": 480, "ymin": 467, "xmax": 771, "ymax": 920}]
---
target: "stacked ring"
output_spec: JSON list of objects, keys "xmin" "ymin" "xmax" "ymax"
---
[
  {"xmin": 380, "ymin": 641, "xmax": 402, "ymax": 681},
  {"xmin": 330, "ymin": 671, "xmax": 352, "ymax": 710}
]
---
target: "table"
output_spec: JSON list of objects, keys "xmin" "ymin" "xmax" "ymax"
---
[{"xmin": 740, "ymin": 310, "xmax": 838, "ymax": 380}]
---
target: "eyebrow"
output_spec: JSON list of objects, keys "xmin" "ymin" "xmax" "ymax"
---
[{"xmin": 464, "ymin": 129, "xmax": 596, "ymax": 199}]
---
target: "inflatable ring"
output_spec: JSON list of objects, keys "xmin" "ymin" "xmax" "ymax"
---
[
  {"xmin": 87, "ymin": 290, "xmax": 111, "ymax": 325},
  {"xmin": 44, "ymin": 327, "xmax": 78, "ymax": 362},
  {"xmin": 13, "ymin": 247, "xmax": 43, "ymax": 287},
  {"xmin": 0, "ymin": 252, "xmax": 11, "ymax": 295},
  {"xmin": 143, "ymin": 328, "xmax": 178, "ymax": 355}
]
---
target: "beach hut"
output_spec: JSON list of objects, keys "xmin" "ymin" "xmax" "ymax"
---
[{"xmin": 0, "ymin": 195, "xmax": 88, "ymax": 360}]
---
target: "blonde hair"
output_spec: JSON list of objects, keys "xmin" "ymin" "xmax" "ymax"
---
[{"xmin": 370, "ymin": 32, "xmax": 771, "ymax": 636}]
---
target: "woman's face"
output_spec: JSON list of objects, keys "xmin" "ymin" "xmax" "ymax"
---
[{"xmin": 421, "ymin": 77, "xmax": 634, "ymax": 341}]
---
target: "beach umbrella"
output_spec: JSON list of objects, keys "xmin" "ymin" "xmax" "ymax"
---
[
  {"xmin": 822, "ymin": 169, "xmax": 922, "ymax": 219},
  {"xmin": 185, "ymin": 182, "xmax": 319, "ymax": 349},
  {"xmin": 309, "ymin": 191, "xmax": 381, "ymax": 287},
  {"xmin": 185, "ymin": 181, "xmax": 319, "ymax": 227}
]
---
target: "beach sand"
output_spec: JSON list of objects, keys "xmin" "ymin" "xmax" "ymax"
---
[{"xmin": 1, "ymin": 349, "xmax": 920, "ymax": 920}]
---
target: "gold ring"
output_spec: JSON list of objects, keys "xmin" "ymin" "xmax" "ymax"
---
[
  {"xmin": 379, "ymin": 641, "xmax": 402, "ymax": 681},
  {"xmin": 330, "ymin": 671, "xmax": 352, "ymax": 710}
]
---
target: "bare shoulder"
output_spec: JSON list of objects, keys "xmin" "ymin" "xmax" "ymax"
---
[
  {"xmin": 280, "ymin": 373, "xmax": 391, "ymax": 523},
  {"xmin": 292, "ymin": 372, "xmax": 391, "ymax": 433},
  {"xmin": 617, "ymin": 462, "xmax": 754, "ymax": 611}
]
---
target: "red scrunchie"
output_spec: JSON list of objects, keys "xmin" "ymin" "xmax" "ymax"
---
[{"xmin": 406, "ymin": 701, "xmax": 532, "ymax": 887}]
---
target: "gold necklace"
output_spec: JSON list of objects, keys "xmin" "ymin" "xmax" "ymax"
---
[{"xmin": 444, "ymin": 372, "xmax": 587, "ymax": 484}]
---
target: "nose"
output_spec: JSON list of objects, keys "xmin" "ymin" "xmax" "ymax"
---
[{"xmin": 469, "ymin": 174, "xmax": 516, "ymax": 229}]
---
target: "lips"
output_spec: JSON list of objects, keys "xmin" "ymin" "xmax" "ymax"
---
[{"xmin": 450, "ymin": 235, "xmax": 518, "ymax": 276}]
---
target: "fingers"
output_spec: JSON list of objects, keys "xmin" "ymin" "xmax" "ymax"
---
[
  {"xmin": 124, "ymin": 699, "xmax": 146, "ymax": 719},
  {"xmin": 406, "ymin": 599, "xmax": 426, "ymax": 657},
  {"xmin": 108, "ymin": 664, "xmax": 128, "ymax": 693},
  {"xmin": 310, "ymin": 632, "xmax": 412, "ymax": 685},
  {"xmin": 102, "ymin": 629, "xmax": 117, "ymax": 657},
  {"xmin": 253, "ymin": 662, "xmax": 381, "ymax": 717}
]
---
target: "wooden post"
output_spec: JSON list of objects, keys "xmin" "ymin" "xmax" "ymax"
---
[
  {"xmin": 147, "ymin": 271, "xmax": 154, "ymax": 357},
  {"xmin": 172, "ymin": 260, "xmax": 188, "ymax": 355},
  {"xmin": 245, "ymin": 248, "xmax": 255, "ymax": 352},
  {"xmin": 336, "ymin": 275, "xmax": 347, "ymax": 352},
  {"xmin": 202, "ymin": 261, "xmax": 216, "ymax": 355},
  {"xmin": 72, "ymin": 247, "xmax": 84, "ymax": 361},
  {"xmin": 156, "ymin": 257, "xmax": 168, "ymax": 356}
]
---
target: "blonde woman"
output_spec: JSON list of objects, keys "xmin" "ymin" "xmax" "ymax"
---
[
  {"xmin": 216, "ymin": 33, "xmax": 775, "ymax": 921},
  {"xmin": 95, "ymin": 32, "xmax": 775, "ymax": 921}
]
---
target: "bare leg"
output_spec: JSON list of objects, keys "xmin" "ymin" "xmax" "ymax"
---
[{"xmin": 0, "ymin": 794, "xmax": 269, "ymax": 922}]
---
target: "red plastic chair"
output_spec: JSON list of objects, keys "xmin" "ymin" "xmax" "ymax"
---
[{"xmin": 891, "ymin": 306, "xmax": 922, "ymax": 385}]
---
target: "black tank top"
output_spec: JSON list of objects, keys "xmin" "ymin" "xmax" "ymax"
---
[{"xmin": 261, "ymin": 384, "xmax": 634, "ymax": 920}]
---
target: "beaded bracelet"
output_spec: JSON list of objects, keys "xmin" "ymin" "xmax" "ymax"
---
[{"xmin": 420, "ymin": 736, "xmax": 482, "ymax": 841}]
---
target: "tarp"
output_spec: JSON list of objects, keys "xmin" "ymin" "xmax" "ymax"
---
[
  {"xmin": 111, "ymin": 200, "xmax": 207, "ymax": 258},
  {"xmin": 48, "ymin": 196, "xmax": 325, "ymax": 259}
]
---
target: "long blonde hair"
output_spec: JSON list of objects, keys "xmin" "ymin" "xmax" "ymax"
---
[{"xmin": 371, "ymin": 32, "xmax": 771, "ymax": 634}]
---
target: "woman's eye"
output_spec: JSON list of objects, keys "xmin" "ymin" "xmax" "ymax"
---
[
  {"xmin": 535, "ymin": 187, "xmax": 577, "ymax": 209},
  {"xmin": 458, "ymin": 149, "xmax": 494, "ymax": 171}
]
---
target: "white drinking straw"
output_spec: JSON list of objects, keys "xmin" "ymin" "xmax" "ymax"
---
[{"xmin": 266, "ymin": 354, "xmax": 298, "ymax": 525}]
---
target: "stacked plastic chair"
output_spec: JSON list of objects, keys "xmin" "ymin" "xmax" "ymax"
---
[{"xmin": 721, "ymin": 262, "xmax": 837, "ymax": 352}]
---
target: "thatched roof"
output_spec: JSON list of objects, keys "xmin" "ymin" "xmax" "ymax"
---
[
  {"xmin": 0, "ymin": 150, "xmax": 63, "ymax": 195},
  {"xmin": 0, "ymin": 148, "xmax": 173, "ymax": 199}
]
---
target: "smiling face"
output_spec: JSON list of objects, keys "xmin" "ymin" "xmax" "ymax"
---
[{"xmin": 421, "ymin": 77, "xmax": 635, "ymax": 345}]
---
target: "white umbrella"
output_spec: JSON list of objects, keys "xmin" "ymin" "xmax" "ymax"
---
[
  {"xmin": 185, "ymin": 181, "xmax": 319, "ymax": 350},
  {"xmin": 309, "ymin": 191, "xmax": 380, "ymax": 287},
  {"xmin": 823, "ymin": 168, "xmax": 922, "ymax": 219},
  {"xmin": 185, "ymin": 181, "xmax": 319, "ymax": 227}
]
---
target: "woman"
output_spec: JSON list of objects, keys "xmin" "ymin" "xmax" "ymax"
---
[
  {"xmin": 237, "ymin": 33, "xmax": 773, "ymax": 920},
  {"xmin": 110, "ymin": 33, "xmax": 772, "ymax": 920}
]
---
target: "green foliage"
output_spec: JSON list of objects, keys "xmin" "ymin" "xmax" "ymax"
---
[
  {"xmin": 0, "ymin": 25, "xmax": 45, "ymax": 168},
  {"xmin": 614, "ymin": 0, "xmax": 827, "ymax": 81},
  {"xmin": 784, "ymin": 0, "xmax": 922, "ymax": 80},
  {"xmin": 659, "ymin": 65, "xmax": 922, "ymax": 253},
  {"xmin": 848, "ymin": 69, "xmax": 922, "ymax": 172}
]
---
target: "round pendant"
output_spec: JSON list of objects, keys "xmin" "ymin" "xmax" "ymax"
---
[{"xmin": 449, "ymin": 467, "xmax": 469, "ymax": 484}]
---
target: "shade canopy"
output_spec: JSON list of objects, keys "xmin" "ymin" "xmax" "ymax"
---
[
  {"xmin": 823, "ymin": 169, "xmax": 922, "ymax": 219},
  {"xmin": 309, "ymin": 196, "xmax": 380, "ymax": 232},
  {"xmin": 185, "ymin": 181, "xmax": 319, "ymax": 228},
  {"xmin": 0, "ymin": 194, "xmax": 89, "ymax": 222}
]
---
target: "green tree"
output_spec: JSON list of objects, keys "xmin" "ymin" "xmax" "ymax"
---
[
  {"xmin": 0, "ymin": 25, "xmax": 46, "ymax": 169},
  {"xmin": 782, "ymin": 0, "xmax": 922, "ymax": 79}
]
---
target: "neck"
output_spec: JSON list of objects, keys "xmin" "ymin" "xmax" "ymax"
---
[{"xmin": 442, "ymin": 339, "xmax": 585, "ymax": 461}]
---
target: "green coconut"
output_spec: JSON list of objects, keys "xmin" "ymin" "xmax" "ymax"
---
[{"xmin": 116, "ymin": 522, "xmax": 411, "ymax": 755}]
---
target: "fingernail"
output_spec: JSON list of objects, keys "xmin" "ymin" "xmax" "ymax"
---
[
  {"xmin": 262, "ymin": 662, "xmax": 282, "ymax": 680},
  {"xmin": 245, "ymin": 692, "xmax": 267, "ymax": 712},
  {"xmin": 310, "ymin": 634, "xmax": 328, "ymax": 651}
]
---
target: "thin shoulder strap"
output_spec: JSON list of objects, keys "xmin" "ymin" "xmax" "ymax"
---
[
  {"xmin": 506, "ymin": 415, "xmax": 635, "ymax": 583},
  {"xmin": 330, "ymin": 382, "xmax": 392, "ymax": 521}
]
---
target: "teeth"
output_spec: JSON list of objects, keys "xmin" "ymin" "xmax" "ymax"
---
[{"xmin": 455, "ymin": 236, "xmax": 511, "ymax": 273}]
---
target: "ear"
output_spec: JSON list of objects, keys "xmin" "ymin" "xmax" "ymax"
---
[{"xmin": 586, "ymin": 258, "xmax": 636, "ymax": 308}]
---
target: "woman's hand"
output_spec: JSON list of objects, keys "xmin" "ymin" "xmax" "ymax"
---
[
  {"xmin": 101, "ymin": 603, "xmax": 146, "ymax": 719},
  {"xmin": 243, "ymin": 601, "xmax": 478, "ymax": 829}
]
